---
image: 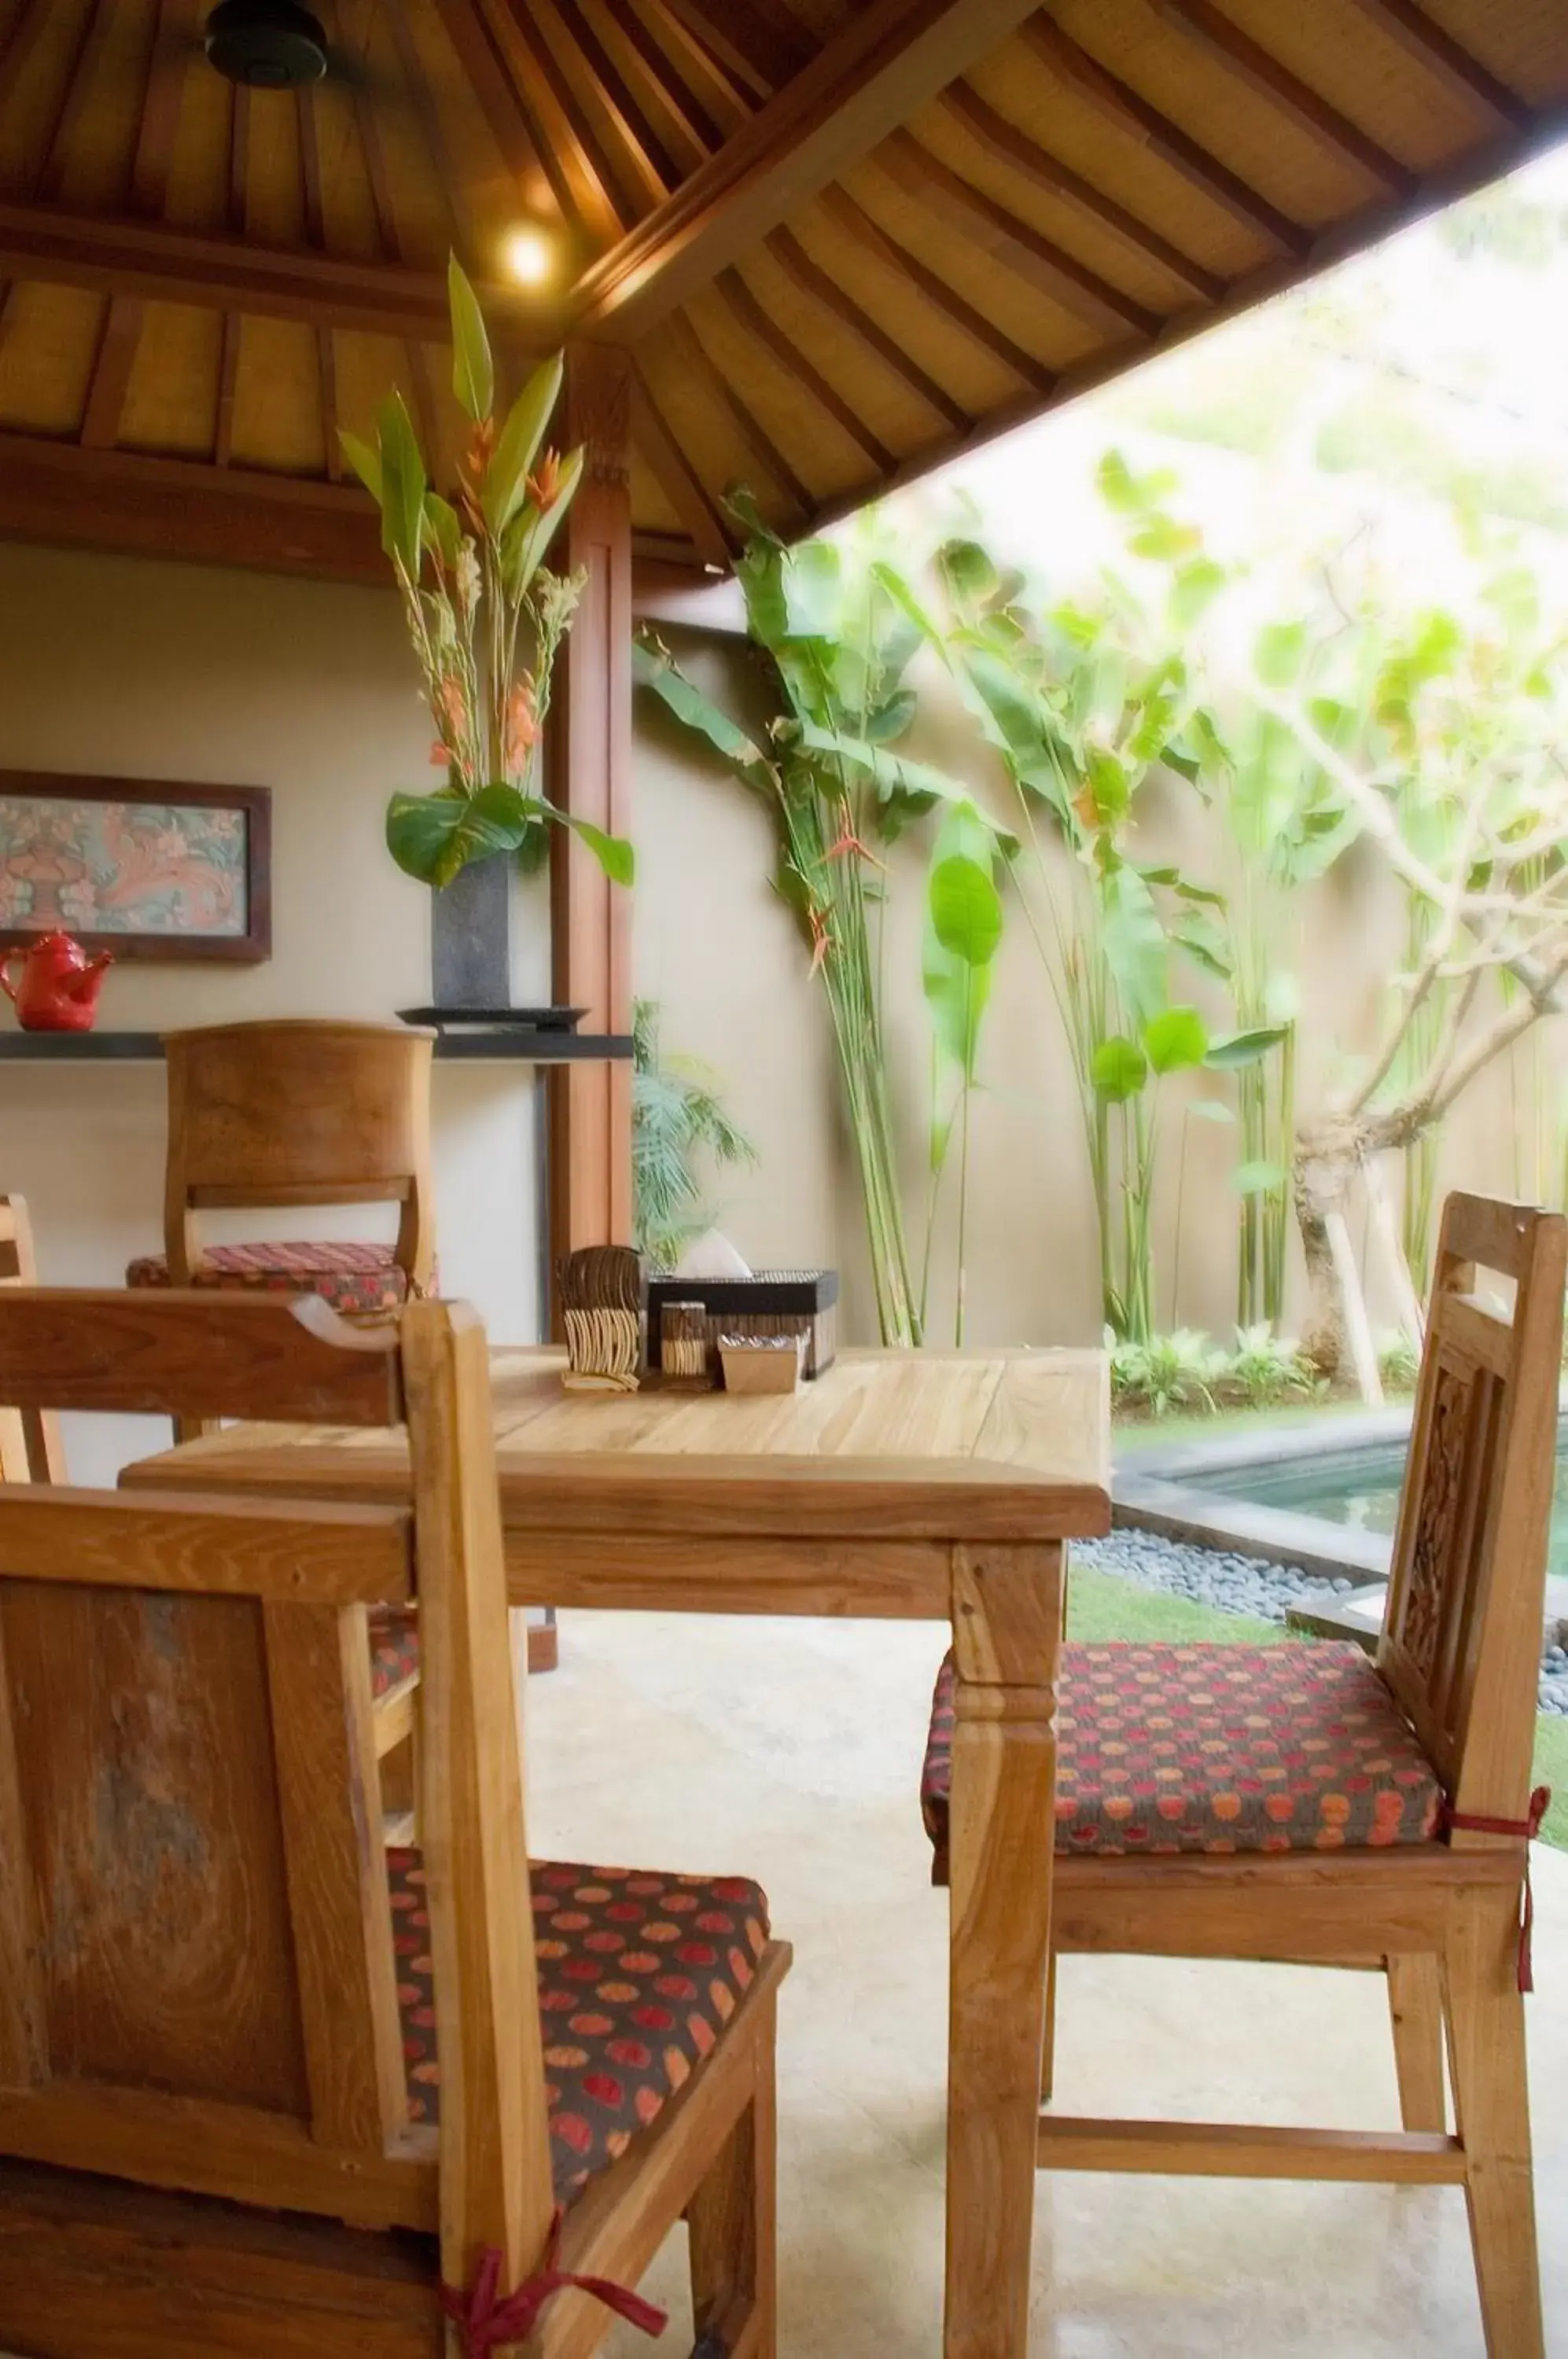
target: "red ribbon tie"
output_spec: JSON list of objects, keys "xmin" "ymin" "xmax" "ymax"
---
[
  {"xmin": 440, "ymin": 2210, "xmax": 667, "ymax": 2356},
  {"xmin": 1441, "ymin": 1784, "xmax": 1551, "ymax": 1995}
]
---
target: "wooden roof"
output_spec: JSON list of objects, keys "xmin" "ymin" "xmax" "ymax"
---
[{"xmin": 1, "ymin": 0, "xmax": 1566, "ymax": 587}]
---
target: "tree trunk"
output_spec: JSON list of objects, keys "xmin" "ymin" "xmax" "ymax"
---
[{"xmin": 1294, "ymin": 1105, "xmax": 1418, "ymax": 1382}]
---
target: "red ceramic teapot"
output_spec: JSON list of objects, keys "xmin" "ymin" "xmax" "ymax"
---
[{"xmin": 0, "ymin": 931, "xmax": 113, "ymax": 1032}]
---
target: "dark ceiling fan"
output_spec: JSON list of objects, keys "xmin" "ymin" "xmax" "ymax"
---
[{"xmin": 190, "ymin": 0, "xmax": 395, "ymax": 94}]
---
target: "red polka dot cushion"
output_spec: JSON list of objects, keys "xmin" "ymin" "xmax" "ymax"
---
[
  {"xmin": 921, "ymin": 1641, "xmax": 1443, "ymax": 1870},
  {"xmin": 388, "ymin": 1849, "xmax": 771, "ymax": 2203},
  {"xmin": 126, "ymin": 1240, "xmax": 429, "ymax": 1316},
  {"xmin": 369, "ymin": 1609, "xmax": 419, "ymax": 1702}
]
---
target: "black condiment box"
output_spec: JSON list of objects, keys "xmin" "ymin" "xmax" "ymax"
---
[{"xmin": 646, "ymin": 1269, "xmax": 838, "ymax": 1380}]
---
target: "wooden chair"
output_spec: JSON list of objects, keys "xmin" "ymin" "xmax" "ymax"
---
[
  {"xmin": 922, "ymin": 1191, "xmax": 1562, "ymax": 2359},
  {"xmin": 1, "ymin": 1194, "xmax": 418, "ymax": 1817},
  {"xmin": 0, "ymin": 1196, "xmax": 64, "ymax": 1483},
  {"xmin": 0, "ymin": 1285, "xmax": 790, "ymax": 2358},
  {"xmin": 126, "ymin": 1018, "xmax": 437, "ymax": 1311}
]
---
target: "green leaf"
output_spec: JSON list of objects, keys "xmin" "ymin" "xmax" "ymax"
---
[
  {"xmin": 499, "ymin": 443, "xmax": 584, "ymax": 596},
  {"xmin": 447, "ymin": 256, "xmax": 494, "ymax": 424},
  {"xmin": 1233, "ymin": 1159, "xmax": 1288, "ymax": 1198},
  {"xmin": 1091, "ymin": 1035, "xmax": 1149, "ymax": 1103},
  {"xmin": 1254, "ymin": 620, "xmax": 1307, "ymax": 690},
  {"xmin": 1169, "ymin": 557, "xmax": 1226, "ymax": 629},
  {"xmin": 565, "ymin": 815, "xmax": 635, "ymax": 887},
  {"xmin": 1187, "ymin": 1099, "xmax": 1235, "ymax": 1124},
  {"xmin": 631, "ymin": 637, "xmax": 771, "ymax": 784},
  {"xmin": 421, "ymin": 493, "xmax": 462, "ymax": 570},
  {"xmin": 338, "ymin": 428, "xmax": 382, "ymax": 505},
  {"xmin": 375, "ymin": 391, "xmax": 426, "ymax": 583},
  {"xmin": 1128, "ymin": 515, "xmax": 1202, "ymax": 563},
  {"xmin": 1204, "ymin": 1024, "xmax": 1290, "ymax": 1070},
  {"xmin": 929, "ymin": 853, "xmax": 1003, "ymax": 967},
  {"xmin": 386, "ymin": 782, "xmax": 536, "ymax": 887},
  {"xmin": 1099, "ymin": 863, "xmax": 1168, "ymax": 1026},
  {"xmin": 863, "ymin": 688, "xmax": 917, "ymax": 743},
  {"xmin": 937, "ymin": 538, "xmax": 1000, "ymax": 621},
  {"xmin": 1143, "ymin": 1004, "xmax": 1208, "ymax": 1074},
  {"xmin": 482, "ymin": 351, "xmax": 563, "ymax": 534}
]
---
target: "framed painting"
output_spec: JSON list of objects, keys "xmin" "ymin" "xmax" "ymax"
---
[{"xmin": 0, "ymin": 773, "xmax": 271, "ymax": 963}]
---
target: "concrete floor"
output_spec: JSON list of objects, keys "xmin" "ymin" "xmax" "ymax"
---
[{"xmin": 527, "ymin": 1610, "xmax": 1568, "ymax": 2359}]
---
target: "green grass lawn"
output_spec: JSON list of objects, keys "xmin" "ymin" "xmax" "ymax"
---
[{"xmin": 1066, "ymin": 1565, "xmax": 1567, "ymax": 1853}]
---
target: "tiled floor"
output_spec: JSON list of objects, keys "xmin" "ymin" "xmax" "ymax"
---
[{"xmin": 525, "ymin": 1610, "xmax": 1568, "ymax": 2359}]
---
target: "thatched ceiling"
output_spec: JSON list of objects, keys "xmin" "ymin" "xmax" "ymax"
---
[{"xmin": 1, "ymin": 0, "xmax": 1566, "ymax": 587}]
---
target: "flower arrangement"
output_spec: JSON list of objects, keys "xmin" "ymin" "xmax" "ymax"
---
[{"xmin": 342, "ymin": 257, "xmax": 633, "ymax": 892}]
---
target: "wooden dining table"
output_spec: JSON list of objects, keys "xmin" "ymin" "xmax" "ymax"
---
[{"xmin": 122, "ymin": 1343, "xmax": 1110, "ymax": 2359}]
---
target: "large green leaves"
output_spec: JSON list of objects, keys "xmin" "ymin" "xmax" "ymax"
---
[
  {"xmin": 632, "ymin": 637, "xmax": 771, "ymax": 786},
  {"xmin": 374, "ymin": 392, "xmax": 426, "ymax": 583},
  {"xmin": 387, "ymin": 784, "xmax": 536, "ymax": 888},
  {"xmin": 447, "ymin": 256, "xmax": 494, "ymax": 424},
  {"xmin": 388, "ymin": 782, "xmax": 634, "ymax": 891},
  {"xmin": 483, "ymin": 352, "xmax": 564, "ymax": 535},
  {"xmin": 1143, "ymin": 1004, "xmax": 1208, "ymax": 1075},
  {"xmin": 924, "ymin": 800, "xmax": 1005, "ymax": 1083}
]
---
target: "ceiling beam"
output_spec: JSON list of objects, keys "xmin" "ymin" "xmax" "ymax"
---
[
  {"xmin": 570, "ymin": 0, "xmax": 1054, "ymax": 335},
  {"xmin": 0, "ymin": 201, "xmax": 558, "ymax": 343},
  {"xmin": 1344, "ymin": 0, "xmax": 1529, "ymax": 131},
  {"xmin": 0, "ymin": 433, "xmax": 386, "ymax": 583},
  {"xmin": 1156, "ymin": 0, "xmax": 1415, "ymax": 196},
  {"xmin": 0, "ymin": 428, "xmax": 699, "ymax": 602},
  {"xmin": 940, "ymin": 82, "xmax": 1224, "ymax": 303},
  {"xmin": 1020, "ymin": 15, "xmax": 1311, "ymax": 256}
]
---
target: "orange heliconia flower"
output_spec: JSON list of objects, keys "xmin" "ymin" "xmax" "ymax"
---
[
  {"xmin": 807, "ymin": 903, "xmax": 832, "ymax": 977},
  {"xmin": 506, "ymin": 677, "xmax": 539, "ymax": 771},
  {"xmin": 429, "ymin": 741, "xmax": 453, "ymax": 767},
  {"xmin": 526, "ymin": 447, "xmax": 565, "ymax": 510}
]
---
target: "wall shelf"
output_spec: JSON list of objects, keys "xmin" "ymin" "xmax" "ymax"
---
[{"xmin": 0, "ymin": 1029, "xmax": 633, "ymax": 1064}]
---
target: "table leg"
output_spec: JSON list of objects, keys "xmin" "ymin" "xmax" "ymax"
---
[{"xmin": 944, "ymin": 1541, "xmax": 1062, "ymax": 2359}]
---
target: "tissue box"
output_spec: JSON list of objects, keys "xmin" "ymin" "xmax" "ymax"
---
[{"xmin": 646, "ymin": 1269, "xmax": 838, "ymax": 1379}]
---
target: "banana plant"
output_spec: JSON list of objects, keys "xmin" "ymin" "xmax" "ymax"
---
[
  {"xmin": 342, "ymin": 256, "xmax": 632, "ymax": 892},
  {"xmin": 635, "ymin": 510, "xmax": 1013, "ymax": 1346},
  {"xmin": 921, "ymin": 800, "xmax": 1005, "ymax": 1342}
]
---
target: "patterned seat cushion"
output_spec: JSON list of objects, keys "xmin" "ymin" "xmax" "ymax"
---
[
  {"xmin": 369, "ymin": 1607, "xmax": 419, "ymax": 1702},
  {"xmin": 922, "ymin": 1641, "xmax": 1444, "ymax": 1865},
  {"xmin": 126, "ymin": 1240, "xmax": 425, "ymax": 1316},
  {"xmin": 388, "ymin": 1849, "xmax": 770, "ymax": 2203}
]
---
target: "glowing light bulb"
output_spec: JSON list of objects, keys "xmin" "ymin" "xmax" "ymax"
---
[{"xmin": 502, "ymin": 225, "xmax": 554, "ymax": 288}]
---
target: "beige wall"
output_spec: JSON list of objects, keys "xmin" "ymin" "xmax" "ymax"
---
[{"xmin": 0, "ymin": 541, "xmax": 547, "ymax": 1476}]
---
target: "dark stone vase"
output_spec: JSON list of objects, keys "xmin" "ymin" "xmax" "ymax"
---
[{"xmin": 430, "ymin": 855, "xmax": 510, "ymax": 1009}]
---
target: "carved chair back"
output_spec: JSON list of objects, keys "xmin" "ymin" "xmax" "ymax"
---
[
  {"xmin": 0, "ymin": 1289, "xmax": 554, "ymax": 2297},
  {"xmin": 163, "ymin": 1020, "xmax": 436, "ymax": 1290},
  {"xmin": 1379, "ymin": 1192, "xmax": 1566, "ymax": 1827}
]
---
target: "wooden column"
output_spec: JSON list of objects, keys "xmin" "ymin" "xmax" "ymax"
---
[{"xmin": 545, "ymin": 343, "xmax": 634, "ymax": 1334}]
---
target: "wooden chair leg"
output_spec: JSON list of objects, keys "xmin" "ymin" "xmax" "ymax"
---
[
  {"xmin": 1386, "ymin": 1952, "xmax": 1445, "ymax": 2132},
  {"xmin": 1039, "ymin": 1948, "xmax": 1058, "ymax": 2107},
  {"xmin": 1445, "ymin": 1891, "xmax": 1544, "ymax": 2359},
  {"xmin": 686, "ymin": 1996, "xmax": 777, "ymax": 2359}
]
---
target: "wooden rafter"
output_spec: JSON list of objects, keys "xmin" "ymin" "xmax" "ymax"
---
[
  {"xmin": 0, "ymin": 201, "xmax": 556, "ymax": 341},
  {"xmin": 1345, "ymin": 0, "xmax": 1529, "ymax": 129},
  {"xmin": 940, "ymin": 82, "xmax": 1224, "ymax": 302},
  {"xmin": 629, "ymin": 363, "xmax": 732, "ymax": 562},
  {"xmin": 481, "ymin": 0, "xmax": 646, "ymax": 234},
  {"xmin": 766, "ymin": 223, "xmax": 974, "ymax": 434},
  {"xmin": 31, "ymin": 0, "xmax": 114, "ymax": 202},
  {"xmin": 823, "ymin": 185, "xmax": 1056, "ymax": 396},
  {"xmin": 576, "ymin": 0, "xmax": 722, "ymax": 167},
  {"xmin": 79, "ymin": 297, "xmax": 144, "ymax": 449},
  {"xmin": 1020, "ymin": 14, "xmax": 1311, "ymax": 254},
  {"xmin": 878, "ymin": 129, "xmax": 1159, "ymax": 341},
  {"xmin": 664, "ymin": 309, "xmax": 811, "ymax": 520},
  {"xmin": 425, "ymin": 0, "xmax": 594, "ymax": 245},
  {"xmin": 572, "ymin": 0, "xmax": 1058, "ymax": 334},
  {"xmin": 652, "ymin": 0, "xmax": 804, "ymax": 100},
  {"xmin": 628, "ymin": 0, "xmax": 755, "ymax": 139},
  {"xmin": 531, "ymin": 0, "xmax": 690, "ymax": 202},
  {"xmin": 385, "ymin": 0, "xmax": 488, "ymax": 265},
  {"xmin": 1158, "ymin": 0, "xmax": 1416, "ymax": 196},
  {"xmin": 130, "ymin": 0, "xmax": 198, "ymax": 215},
  {"xmin": 716, "ymin": 264, "xmax": 895, "ymax": 473}
]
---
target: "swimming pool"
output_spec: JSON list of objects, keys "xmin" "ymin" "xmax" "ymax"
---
[{"xmin": 1179, "ymin": 1422, "xmax": 1568, "ymax": 1577}]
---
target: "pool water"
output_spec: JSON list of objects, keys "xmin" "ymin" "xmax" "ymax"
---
[{"xmin": 1183, "ymin": 1428, "xmax": 1568, "ymax": 1577}]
